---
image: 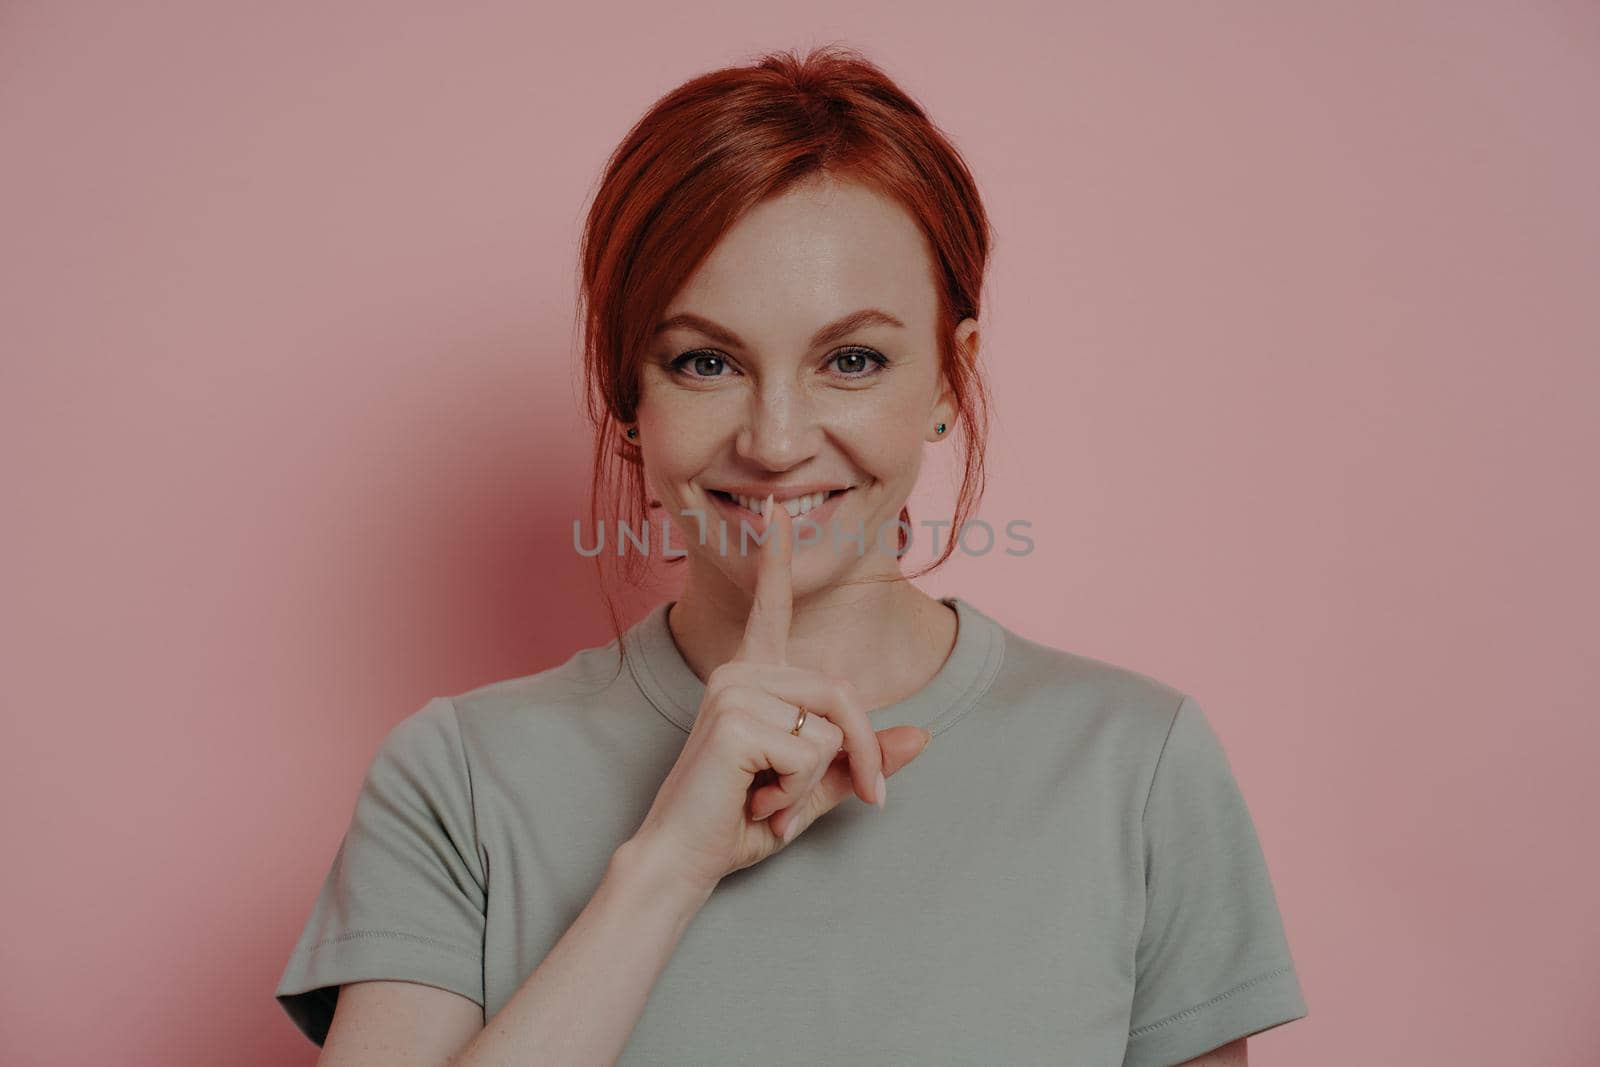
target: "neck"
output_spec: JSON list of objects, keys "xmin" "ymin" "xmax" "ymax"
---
[{"xmin": 667, "ymin": 565, "xmax": 958, "ymax": 714}]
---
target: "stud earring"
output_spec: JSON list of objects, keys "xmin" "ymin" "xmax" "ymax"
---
[
  {"xmin": 935, "ymin": 422, "xmax": 946, "ymax": 435},
  {"xmin": 626, "ymin": 426, "xmax": 638, "ymax": 439}
]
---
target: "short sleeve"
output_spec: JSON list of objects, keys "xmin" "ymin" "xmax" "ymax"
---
[
  {"xmin": 1123, "ymin": 695, "xmax": 1308, "ymax": 1067},
  {"xmin": 275, "ymin": 696, "xmax": 487, "ymax": 1046}
]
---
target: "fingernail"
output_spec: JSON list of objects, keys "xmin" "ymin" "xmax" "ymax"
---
[
  {"xmin": 782, "ymin": 818, "xmax": 801, "ymax": 844},
  {"xmin": 920, "ymin": 730, "xmax": 933, "ymax": 751},
  {"xmin": 874, "ymin": 770, "xmax": 887, "ymax": 809}
]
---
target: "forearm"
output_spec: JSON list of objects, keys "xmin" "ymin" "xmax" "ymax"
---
[{"xmin": 452, "ymin": 837, "xmax": 713, "ymax": 1067}]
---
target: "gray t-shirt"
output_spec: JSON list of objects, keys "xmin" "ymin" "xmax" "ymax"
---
[{"xmin": 276, "ymin": 596, "xmax": 1308, "ymax": 1065}]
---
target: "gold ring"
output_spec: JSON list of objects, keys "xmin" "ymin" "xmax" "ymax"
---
[{"xmin": 790, "ymin": 705, "xmax": 807, "ymax": 735}]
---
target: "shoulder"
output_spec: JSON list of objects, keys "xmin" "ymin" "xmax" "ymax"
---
[
  {"xmin": 960, "ymin": 606, "xmax": 1202, "ymax": 813},
  {"xmin": 985, "ymin": 612, "xmax": 1189, "ymax": 746},
  {"xmin": 455, "ymin": 639, "xmax": 623, "ymax": 711},
  {"xmin": 440, "ymin": 633, "xmax": 640, "ymax": 752}
]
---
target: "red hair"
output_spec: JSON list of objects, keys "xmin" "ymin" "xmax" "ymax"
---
[{"xmin": 575, "ymin": 43, "xmax": 996, "ymax": 663}]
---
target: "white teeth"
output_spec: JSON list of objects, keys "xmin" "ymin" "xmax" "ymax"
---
[{"xmin": 728, "ymin": 490, "xmax": 834, "ymax": 517}]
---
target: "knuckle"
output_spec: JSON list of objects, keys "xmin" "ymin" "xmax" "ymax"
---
[
  {"xmin": 821, "ymin": 720, "xmax": 845, "ymax": 751},
  {"xmin": 709, "ymin": 706, "xmax": 751, "ymax": 744},
  {"xmin": 713, "ymin": 683, "xmax": 755, "ymax": 712},
  {"xmin": 703, "ymin": 684, "xmax": 733, "ymax": 716},
  {"xmin": 707, "ymin": 662, "xmax": 739, "ymax": 690}
]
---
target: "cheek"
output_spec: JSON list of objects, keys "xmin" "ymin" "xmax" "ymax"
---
[
  {"xmin": 834, "ymin": 395, "xmax": 926, "ymax": 455},
  {"xmin": 638, "ymin": 422, "xmax": 718, "ymax": 496},
  {"xmin": 648, "ymin": 421, "xmax": 719, "ymax": 468},
  {"xmin": 637, "ymin": 380, "xmax": 732, "ymax": 449}
]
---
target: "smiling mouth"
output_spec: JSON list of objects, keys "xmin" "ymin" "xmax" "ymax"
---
[{"xmin": 708, "ymin": 487, "xmax": 849, "ymax": 520}]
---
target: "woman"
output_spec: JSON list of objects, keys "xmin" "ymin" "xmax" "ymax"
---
[{"xmin": 276, "ymin": 45, "xmax": 1308, "ymax": 1066}]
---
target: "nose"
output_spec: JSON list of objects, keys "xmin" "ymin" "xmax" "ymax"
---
[{"xmin": 734, "ymin": 384, "xmax": 820, "ymax": 471}]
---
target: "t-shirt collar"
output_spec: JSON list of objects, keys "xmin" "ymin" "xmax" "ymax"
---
[{"xmin": 623, "ymin": 595, "xmax": 1004, "ymax": 736}]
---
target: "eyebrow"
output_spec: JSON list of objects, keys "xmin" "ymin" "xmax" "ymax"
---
[{"xmin": 653, "ymin": 307, "xmax": 907, "ymax": 350}]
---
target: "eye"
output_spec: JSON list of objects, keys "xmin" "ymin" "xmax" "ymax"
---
[
  {"xmin": 667, "ymin": 350, "xmax": 737, "ymax": 378},
  {"xmin": 829, "ymin": 346, "xmax": 890, "ymax": 378},
  {"xmin": 665, "ymin": 346, "xmax": 890, "ymax": 381}
]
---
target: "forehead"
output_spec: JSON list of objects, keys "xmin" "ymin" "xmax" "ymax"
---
[{"xmin": 662, "ymin": 176, "xmax": 939, "ymax": 343}]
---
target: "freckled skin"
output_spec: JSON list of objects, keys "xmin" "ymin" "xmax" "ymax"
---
[
  {"xmin": 636, "ymin": 172, "xmax": 974, "ymax": 601},
  {"xmin": 632, "ymin": 171, "xmax": 979, "ymax": 710}
]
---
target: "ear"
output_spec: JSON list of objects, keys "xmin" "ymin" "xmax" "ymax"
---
[{"xmin": 929, "ymin": 317, "xmax": 978, "ymax": 442}]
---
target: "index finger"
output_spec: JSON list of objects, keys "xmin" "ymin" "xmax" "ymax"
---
[{"xmin": 735, "ymin": 493, "xmax": 792, "ymax": 664}]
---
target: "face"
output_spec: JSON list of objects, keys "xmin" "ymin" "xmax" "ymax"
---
[{"xmin": 634, "ymin": 173, "xmax": 978, "ymax": 598}]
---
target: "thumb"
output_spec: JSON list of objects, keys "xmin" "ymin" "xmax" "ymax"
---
[{"xmin": 772, "ymin": 726, "xmax": 933, "ymax": 844}]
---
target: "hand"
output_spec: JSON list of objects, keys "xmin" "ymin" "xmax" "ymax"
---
[{"xmin": 627, "ymin": 493, "xmax": 935, "ymax": 896}]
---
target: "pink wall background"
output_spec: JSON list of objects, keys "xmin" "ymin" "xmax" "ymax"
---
[{"xmin": 3, "ymin": 2, "xmax": 1597, "ymax": 1063}]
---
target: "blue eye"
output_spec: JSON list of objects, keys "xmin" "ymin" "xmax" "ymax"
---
[
  {"xmin": 666, "ymin": 346, "xmax": 890, "ymax": 380},
  {"xmin": 830, "ymin": 346, "xmax": 889, "ymax": 377},
  {"xmin": 670, "ymin": 351, "xmax": 729, "ymax": 378}
]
